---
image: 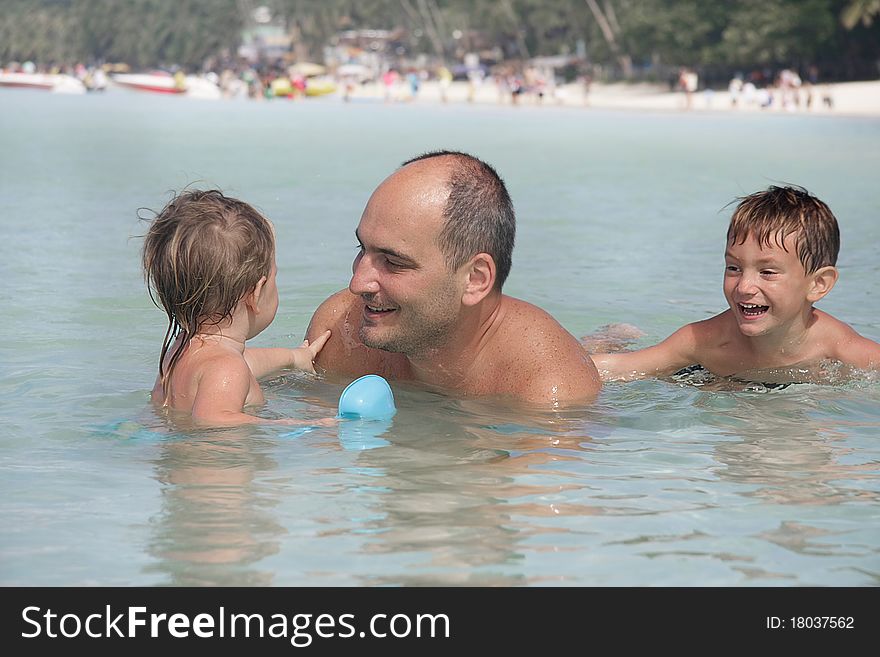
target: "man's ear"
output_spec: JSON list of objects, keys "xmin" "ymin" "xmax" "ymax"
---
[
  {"xmin": 807, "ymin": 266, "xmax": 838, "ymax": 303},
  {"xmin": 461, "ymin": 253, "xmax": 496, "ymax": 307},
  {"xmin": 245, "ymin": 275, "xmax": 268, "ymax": 312}
]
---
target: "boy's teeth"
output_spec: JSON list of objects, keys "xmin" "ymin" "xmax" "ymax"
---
[{"xmin": 740, "ymin": 303, "xmax": 769, "ymax": 316}]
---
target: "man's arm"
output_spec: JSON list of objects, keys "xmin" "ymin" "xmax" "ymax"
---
[{"xmin": 590, "ymin": 324, "xmax": 698, "ymax": 382}]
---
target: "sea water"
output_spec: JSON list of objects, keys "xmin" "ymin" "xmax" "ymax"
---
[{"xmin": 1, "ymin": 89, "xmax": 878, "ymax": 585}]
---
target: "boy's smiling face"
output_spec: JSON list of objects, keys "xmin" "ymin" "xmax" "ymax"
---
[{"xmin": 723, "ymin": 232, "xmax": 819, "ymax": 338}]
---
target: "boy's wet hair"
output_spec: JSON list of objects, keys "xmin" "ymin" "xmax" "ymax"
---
[
  {"xmin": 142, "ymin": 189, "xmax": 274, "ymax": 399},
  {"xmin": 727, "ymin": 185, "xmax": 839, "ymax": 274},
  {"xmin": 401, "ymin": 150, "xmax": 515, "ymax": 289}
]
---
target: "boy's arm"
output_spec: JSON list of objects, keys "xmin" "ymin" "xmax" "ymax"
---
[
  {"xmin": 244, "ymin": 330, "xmax": 331, "ymax": 379},
  {"xmin": 589, "ymin": 324, "xmax": 698, "ymax": 382},
  {"xmin": 191, "ymin": 355, "xmax": 335, "ymax": 428}
]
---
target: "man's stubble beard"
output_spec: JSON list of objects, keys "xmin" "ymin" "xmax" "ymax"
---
[{"xmin": 359, "ymin": 286, "xmax": 461, "ymax": 357}]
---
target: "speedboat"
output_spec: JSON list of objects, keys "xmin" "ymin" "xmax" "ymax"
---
[
  {"xmin": 110, "ymin": 71, "xmax": 186, "ymax": 94},
  {"xmin": 110, "ymin": 71, "xmax": 221, "ymax": 99},
  {"xmin": 0, "ymin": 72, "xmax": 86, "ymax": 93}
]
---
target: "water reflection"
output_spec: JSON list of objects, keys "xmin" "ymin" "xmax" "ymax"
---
[
  {"xmin": 698, "ymin": 390, "xmax": 880, "ymax": 506},
  {"xmin": 315, "ymin": 395, "xmax": 603, "ymax": 585},
  {"xmin": 146, "ymin": 425, "xmax": 284, "ymax": 586},
  {"xmin": 694, "ymin": 386, "xmax": 880, "ymax": 581},
  {"xmin": 141, "ymin": 376, "xmax": 880, "ymax": 586}
]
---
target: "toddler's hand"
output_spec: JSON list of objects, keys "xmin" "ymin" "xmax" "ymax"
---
[{"xmin": 291, "ymin": 330, "xmax": 331, "ymax": 373}]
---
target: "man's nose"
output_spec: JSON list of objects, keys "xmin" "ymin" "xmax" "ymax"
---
[{"xmin": 350, "ymin": 253, "xmax": 380, "ymax": 296}]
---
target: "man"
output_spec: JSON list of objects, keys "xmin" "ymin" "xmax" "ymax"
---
[{"xmin": 306, "ymin": 150, "xmax": 600, "ymax": 405}]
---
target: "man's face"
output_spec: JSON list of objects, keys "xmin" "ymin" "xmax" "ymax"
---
[{"xmin": 349, "ymin": 165, "xmax": 464, "ymax": 357}]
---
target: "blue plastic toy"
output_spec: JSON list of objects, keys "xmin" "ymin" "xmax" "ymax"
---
[
  {"xmin": 336, "ymin": 375, "xmax": 395, "ymax": 450},
  {"xmin": 337, "ymin": 375, "xmax": 396, "ymax": 420}
]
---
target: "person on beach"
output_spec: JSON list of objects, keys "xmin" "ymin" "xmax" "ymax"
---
[
  {"xmin": 588, "ymin": 186, "xmax": 880, "ymax": 384},
  {"xmin": 143, "ymin": 189, "xmax": 333, "ymax": 426},
  {"xmin": 306, "ymin": 150, "xmax": 601, "ymax": 405}
]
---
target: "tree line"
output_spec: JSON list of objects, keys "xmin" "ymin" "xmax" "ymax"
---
[{"xmin": 2, "ymin": 0, "xmax": 878, "ymax": 81}]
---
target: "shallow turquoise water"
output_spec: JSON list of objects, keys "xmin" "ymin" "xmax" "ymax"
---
[{"xmin": 1, "ymin": 89, "xmax": 879, "ymax": 585}]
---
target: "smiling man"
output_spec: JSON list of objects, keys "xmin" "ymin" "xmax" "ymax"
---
[{"xmin": 305, "ymin": 150, "xmax": 601, "ymax": 406}]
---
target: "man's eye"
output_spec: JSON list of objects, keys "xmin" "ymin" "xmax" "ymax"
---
[{"xmin": 725, "ymin": 265, "xmax": 739, "ymax": 272}]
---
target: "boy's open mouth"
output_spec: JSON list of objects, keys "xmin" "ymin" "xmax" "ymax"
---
[{"xmin": 739, "ymin": 303, "xmax": 769, "ymax": 317}]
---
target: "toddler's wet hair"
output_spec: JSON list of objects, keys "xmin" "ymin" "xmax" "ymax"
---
[{"xmin": 142, "ymin": 189, "xmax": 274, "ymax": 395}]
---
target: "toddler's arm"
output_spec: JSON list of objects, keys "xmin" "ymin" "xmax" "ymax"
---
[{"xmin": 245, "ymin": 330, "xmax": 331, "ymax": 379}]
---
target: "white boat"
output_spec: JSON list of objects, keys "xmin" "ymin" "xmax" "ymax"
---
[
  {"xmin": 0, "ymin": 72, "xmax": 86, "ymax": 94},
  {"xmin": 110, "ymin": 71, "xmax": 186, "ymax": 94},
  {"xmin": 110, "ymin": 71, "xmax": 221, "ymax": 99}
]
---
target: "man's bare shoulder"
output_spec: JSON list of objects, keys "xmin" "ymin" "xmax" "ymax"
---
[
  {"xmin": 492, "ymin": 296, "xmax": 601, "ymax": 402},
  {"xmin": 498, "ymin": 296, "xmax": 581, "ymax": 343},
  {"xmin": 307, "ymin": 289, "xmax": 357, "ymax": 329},
  {"xmin": 305, "ymin": 289, "xmax": 409, "ymax": 380}
]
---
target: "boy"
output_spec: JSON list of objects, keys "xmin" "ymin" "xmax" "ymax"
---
[{"xmin": 590, "ymin": 186, "xmax": 880, "ymax": 383}]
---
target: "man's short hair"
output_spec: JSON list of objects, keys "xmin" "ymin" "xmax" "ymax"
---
[
  {"xmin": 727, "ymin": 185, "xmax": 839, "ymax": 274},
  {"xmin": 402, "ymin": 150, "xmax": 515, "ymax": 288}
]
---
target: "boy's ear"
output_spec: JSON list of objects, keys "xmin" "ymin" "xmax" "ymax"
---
[
  {"xmin": 461, "ymin": 253, "xmax": 496, "ymax": 307},
  {"xmin": 245, "ymin": 275, "xmax": 268, "ymax": 312},
  {"xmin": 807, "ymin": 266, "xmax": 838, "ymax": 303}
]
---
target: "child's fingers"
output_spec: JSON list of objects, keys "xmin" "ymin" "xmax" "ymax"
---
[{"xmin": 308, "ymin": 330, "xmax": 331, "ymax": 356}]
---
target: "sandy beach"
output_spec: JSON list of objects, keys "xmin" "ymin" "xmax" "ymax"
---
[{"xmin": 344, "ymin": 78, "xmax": 880, "ymax": 117}]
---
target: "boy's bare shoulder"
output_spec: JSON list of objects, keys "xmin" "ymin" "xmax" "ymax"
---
[
  {"xmin": 686, "ymin": 311, "xmax": 738, "ymax": 348},
  {"xmin": 650, "ymin": 312, "xmax": 740, "ymax": 373},
  {"xmin": 817, "ymin": 310, "xmax": 880, "ymax": 368}
]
